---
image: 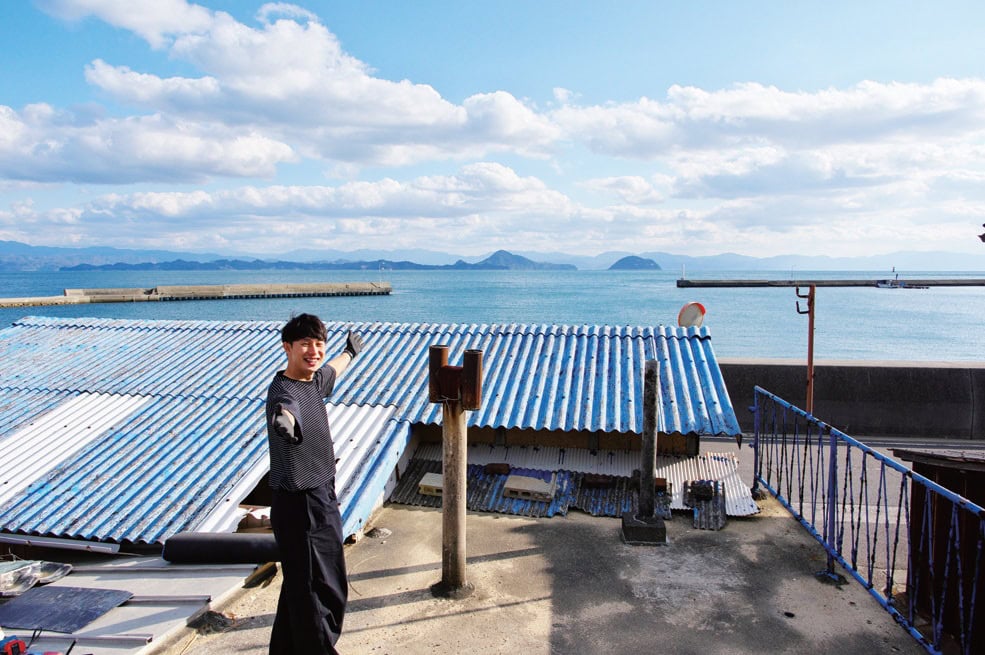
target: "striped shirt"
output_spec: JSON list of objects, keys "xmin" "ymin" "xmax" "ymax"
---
[{"xmin": 266, "ymin": 366, "xmax": 338, "ymax": 491}]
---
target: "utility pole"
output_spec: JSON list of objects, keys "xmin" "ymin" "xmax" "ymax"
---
[{"xmin": 796, "ymin": 285, "xmax": 816, "ymax": 414}]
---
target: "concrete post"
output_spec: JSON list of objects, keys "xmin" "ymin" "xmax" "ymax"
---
[
  {"xmin": 639, "ymin": 359, "xmax": 659, "ymax": 518},
  {"xmin": 621, "ymin": 358, "xmax": 667, "ymax": 544},
  {"xmin": 441, "ymin": 400, "xmax": 469, "ymax": 591},
  {"xmin": 428, "ymin": 344, "xmax": 482, "ymax": 598}
]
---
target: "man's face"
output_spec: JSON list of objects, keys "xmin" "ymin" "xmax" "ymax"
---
[{"xmin": 282, "ymin": 337, "xmax": 326, "ymax": 380}]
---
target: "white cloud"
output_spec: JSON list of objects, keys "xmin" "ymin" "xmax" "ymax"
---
[
  {"xmin": 84, "ymin": 60, "xmax": 222, "ymax": 107},
  {"xmin": 554, "ymin": 78, "xmax": 985, "ymax": 157},
  {"xmin": 0, "ymin": 164, "xmax": 583, "ymax": 252},
  {"xmin": 545, "ymin": 78, "xmax": 985, "ymax": 252},
  {"xmin": 5, "ymin": 156, "xmax": 970, "ymax": 258},
  {"xmin": 0, "ymin": 103, "xmax": 296, "ymax": 183},
  {"xmin": 43, "ymin": 3, "xmax": 985, "ymax": 197},
  {"xmin": 461, "ymin": 92, "xmax": 560, "ymax": 151},
  {"xmin": 255, "ymin": 3, "xmax": 318, "ymax": 24},
  {"xmin": 552, "ymin": 99, "xmax": 679, "ymax": 157},
  {"xmin": 41, "ymin": 3, "xmax": 562, "ymax": 171},
  {"xmin": 11, "ymin": 4, "xmax": 985, "ymax": 257},
  {"xmin": 76, "ymin": 162, "xmax": 572, "ymax": 221},
  {"xmin": 38, "ymin": 0, "xmax": 213, "ymax": 49},
  {"xmin": 581, "ymin": 176, "xmax": 664, "ymax": 205},
  {"xmin": 553, "ymin": 88, "xmax": 575, "ymax": 105},
  {"xmin": 671, "ymin": 150, "xmax": 895, "ymax": 200}
]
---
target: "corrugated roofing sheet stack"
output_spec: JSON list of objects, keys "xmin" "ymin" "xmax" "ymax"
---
[
  {"xmin": 390, "ymin": 459, "xmax": 579, "ymax": 518},
  {"xmin": 0, "ymin": 315, "xmax": 740, "ymax": 549},
  {"xmin": 401, "ymin": 442, "xmax": 757, "ymax": 518}
]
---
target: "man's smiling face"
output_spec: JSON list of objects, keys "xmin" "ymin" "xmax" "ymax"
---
[{"xmin": 282, "ymin": 337, "xmax": 326, "ymax": 381}]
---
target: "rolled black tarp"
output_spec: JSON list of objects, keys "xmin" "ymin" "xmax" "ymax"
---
[{"xmin": 162, "ymin": 532, "xmax": 280, "ymax": 564}]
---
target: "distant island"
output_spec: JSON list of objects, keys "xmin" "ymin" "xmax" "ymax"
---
[
  {"xmin": 60, "ymin": 249, "xmax": 577, "ymax": 272},
  {"xmin": 608, "ymin": 256, "xmax": 661, "ymax": 271}
]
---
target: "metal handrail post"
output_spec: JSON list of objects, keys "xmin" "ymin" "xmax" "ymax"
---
[
  {"xmin": 825, "ymin": 425, "xmax": 838, "ymax": 576},
  {"xmin": 752, "ymin": 386, "xmax": 762, "ymax": 495}
]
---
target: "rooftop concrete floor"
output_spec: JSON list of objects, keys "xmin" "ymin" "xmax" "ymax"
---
[{"xmin": 150, "ymin": 494, "xmax": 926, "ymax": 655}]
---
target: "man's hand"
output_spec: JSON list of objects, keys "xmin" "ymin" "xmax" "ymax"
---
[
  {"xmin": 344, "ymin": 331, "xmax": 363, "ymax": 359},
  {"xmin": 272, "ymin": 405, "xmax": 300, "ymax": 444}
]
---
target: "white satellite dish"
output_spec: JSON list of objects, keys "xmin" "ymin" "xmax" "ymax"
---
[{"xmin": 677, "ymin": 302, "xmax": 706, "ymax": 327}]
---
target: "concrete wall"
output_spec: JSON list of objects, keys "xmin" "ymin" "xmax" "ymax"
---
[{"xmin": 719, "ymin": 359, "xmax": 985, "ymax": 440}]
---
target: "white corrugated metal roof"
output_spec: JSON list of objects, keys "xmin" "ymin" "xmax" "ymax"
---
[{"xmin": 0, "ymin": 392, "xmax": 151, "ymax": 507}]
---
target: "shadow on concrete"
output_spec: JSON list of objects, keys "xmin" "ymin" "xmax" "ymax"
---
[
  {"xmin": 347, "ymin": 546, "xmax": 544, "ymax": 583},
  {"xmin": 529, "ymin": 509, "xmax": 923, "ymax": 654},
  {"xmin": 344, "ymin": 594, "xmax": 553, "ymax": 634}
]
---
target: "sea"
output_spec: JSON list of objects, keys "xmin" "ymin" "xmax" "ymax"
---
[{"xmin": 1, "ymin": 268, "xmax": 983, "ymax": 363}]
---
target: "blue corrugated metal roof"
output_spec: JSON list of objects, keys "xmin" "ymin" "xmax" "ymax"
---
[
  {"xmin": 336, "ymin": 321, "xmax": 736, "ymax": 436},
  {"xmin": 0, "ymin": 316, "xmax": 739, "ymax": 547},
  {"xmin": 0, "ymin": 393, "xmax": 266, "ymax": 544}
]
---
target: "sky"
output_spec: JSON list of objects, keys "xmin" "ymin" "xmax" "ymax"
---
[{"xmin": 2, "ymin": 0, "xmax": 985, "ymax": 259}]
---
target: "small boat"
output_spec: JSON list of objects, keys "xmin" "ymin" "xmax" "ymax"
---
[{"xmin": 875, "ymin": 274, "xmax": 928, "ymax": 289}]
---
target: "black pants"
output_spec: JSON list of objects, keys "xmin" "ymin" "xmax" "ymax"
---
[{"xmin": 270, "ymin": 482, "xmax": 348, "ymax": 655}]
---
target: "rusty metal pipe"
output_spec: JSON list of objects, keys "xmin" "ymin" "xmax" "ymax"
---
[
  {"xmin": 461, "ymin": 349, "xmax": 483, "ymax": 410},
  {"xmin": 428, "ymin": 344, "xmax": 448, "ymax": 402},
  {"xmin": 439, "ymin": 365, "xmax": 462, "ymax": 401}
]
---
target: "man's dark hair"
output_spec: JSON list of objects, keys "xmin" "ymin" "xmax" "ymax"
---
[{"xmin": 281, "ymin": 313, "xmax": 327, "ymax": 343}]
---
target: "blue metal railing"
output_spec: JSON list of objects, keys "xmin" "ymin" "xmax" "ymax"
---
[{"xmin": 752, "ymin": 386, "xmax": 984, "ymax": 654}]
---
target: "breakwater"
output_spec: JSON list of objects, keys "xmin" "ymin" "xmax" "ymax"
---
[
  {"xmin": 0, "ymin": 281, "xmax": 391, "ymax": 308},
  {"xmin": 720, "ymin": 359, "xmax": 985, "ymax": 440},
  {"xmin": 677, "ymin": 278, "xmax": 985, "ymax": 288}
]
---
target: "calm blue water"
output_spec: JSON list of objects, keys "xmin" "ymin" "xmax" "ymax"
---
[{"xmin": 1, "ymin": 268, "xmax": 983, "ymax": 363}]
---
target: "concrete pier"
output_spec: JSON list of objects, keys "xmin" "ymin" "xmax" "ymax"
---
[
  {"xmin": 677, "ymin": 278, "xmax": 985, "ymax": 288},
  {"xmin": 0, "ymin": 281, "xmax": 391, "ymax": 308}
]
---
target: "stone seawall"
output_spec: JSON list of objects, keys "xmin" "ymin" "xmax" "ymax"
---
[{"xmin": 719, "ymin": 359, "xmax": 985, "ymax": 440}]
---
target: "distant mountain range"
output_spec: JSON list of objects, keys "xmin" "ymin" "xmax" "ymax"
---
[
  {"xmin": 0, "ymin": 239, "xmax": 980, "ymax": 272},
  {"xmin": 60, "ymin": 249, "xmax": 576, "ymax": 272}
]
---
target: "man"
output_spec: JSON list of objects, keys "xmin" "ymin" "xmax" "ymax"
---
[{"xmin": 266, "ymin": 313, "xmax": 363, "ymax": 654}]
